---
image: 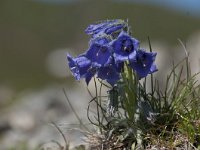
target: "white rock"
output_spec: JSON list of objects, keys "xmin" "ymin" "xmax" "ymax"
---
[{"xmin": 8, "ymin": 111, "xmax": 36, "ymax": 131}]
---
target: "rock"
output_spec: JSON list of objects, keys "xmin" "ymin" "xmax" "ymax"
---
[
  {"xmin": 38, "ymin": 142, "xmax": 64, "ymax": 150},
  {"xmin": 8, "ymin": 111, "xmax": 36, "ymax": 131},
  {"xmin": 0, "ymin": 84, "xmax": 91, "ymax": 150}
]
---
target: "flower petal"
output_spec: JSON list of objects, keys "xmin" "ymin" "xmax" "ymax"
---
[
  {"xmin": 67, "ymin": 54, "xmax": 92, "ymax": 80},
  {"xmin": 130, "ymin": 49, "xmax": 157, "ymax": 78},
  {"xmin": 97, "ymin": 63, "xmax": 120, "ymax": 85},
  {"xmin": 86, "ymin": 37, "xmax": 112, "ymax": 66},
  {"xmin": 85, "ymin": 19, "xmax": 127, "ymax": 37},
  {"xmin": 112, "ymin": 31, "xmax": 139, "ymax": 63}
]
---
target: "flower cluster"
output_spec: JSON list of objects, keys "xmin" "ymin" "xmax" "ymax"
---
[{"xmin": 67, "ymin": 19, "xmax": 157, "ymax": 85}]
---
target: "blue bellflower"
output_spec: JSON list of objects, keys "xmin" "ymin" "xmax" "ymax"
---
[
  {"xmin": 67, "ymin": 19, "xmax": 158, "ymax": 86},
  {"xmin": 130, "ymin": 49, "xmax": 157, "ymax": 78},
  {"xmin": 104, "ymin": 23, "xmax": 126, "ymax": 35},
  {"xmin": 97, "ymin": 63, "xmax": 120, "ymax": 86},
  {"xmin": 112, "ymin": 31, "xmax": 139, "ymax": 63},
  {"xmin": 85, "ymin": 19, "xmax": 127, "ymax": 37},
  {"xmin": 67, "ymin": 54, "xmax": 96, "ymax": 84},
  {"xmin": 86, "ymin": 37, "xmax": 112, "ymax": 67}
]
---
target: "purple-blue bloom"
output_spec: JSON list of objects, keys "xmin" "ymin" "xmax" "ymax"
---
[
  {"xmin": 104, "ymin": 24, "xmax": 125, "ymax": 35},
  {"xmin": 67, "ymin": 19, "xmax": 158, "ymax": 86},
  {"xmin": 112, "ymin": 31, "xmax": 139, "ymax": 63},
  {"xmin": 85, "ymin": 19, "xmax": 127, "ymax": 37},
  {"xmin": 67, "ymin": 54, "xmax": 95, "ymax": 84},
  {"xmin": 86, "ymin": 37, "xmax": 112, "ymax": 67},
  {"xmin": 89, "ymin": 36, "xmax": 110, "ymax": 46},
  {"xmin": 130, "ymin": 49, "xmax": 157, "ymax": 78},
  {"xmin": 97, "ymin": 63, "xmax": 120, "ymax": 86}
]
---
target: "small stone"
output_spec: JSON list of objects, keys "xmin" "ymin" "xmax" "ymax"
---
[
  {"xmin": 8, "ymin": 111, "xmax": 36, "ymax": 131},
  {"xmin": 39, "ymin": 142, "xmax": 64, "ymax": 150}
]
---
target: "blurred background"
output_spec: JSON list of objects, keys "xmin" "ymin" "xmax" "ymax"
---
[{"xmin": 0, "ymin": 0, "xmax": 200, "ymax": 149}]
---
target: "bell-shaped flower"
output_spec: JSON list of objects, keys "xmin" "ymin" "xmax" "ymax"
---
[
  {"xmin": 67, "ymin": 54, "xmax": 95, "ymax": 83},
  {"xmin": 104, "ymin": 23, "xmax": 126, "ymax": 35},
  {"xmin": 85, "ymin": 19, "xmax": 127, "ymax": 37},
  {"xmin": 130, "ymin": 49, "xmax": 157, "ymax": 78},
  {"xmin": 97, "ymin": 63, "xmax": 120, "ymax": 86},
  {"xmin": 111, "ymin": 31, "xmax": 139, "ymax": 63},
  {"xmin": 86, "ymin": 37, "xmax": 112, "ymax": 67}
]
